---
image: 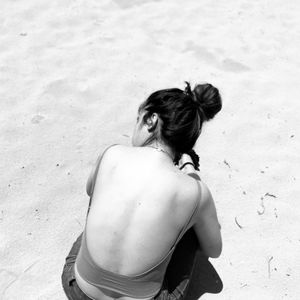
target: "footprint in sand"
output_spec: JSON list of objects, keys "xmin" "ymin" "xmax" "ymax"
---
[
  {"xmin": 113, "ymin": 0, "xmax": 160, "ymax": 9},
  {"xmin": 220, "ymin": 58, "xmax": 250, "ymax": 72},
  {"xmin": 183, "ymin": 41, "xmax": 250, "ymax": 72},
  {"xmin": 44, "ymin": 79, "xmax": 71, "ymax": 98},
  {"xmin": 31, "ymin": 114, "xmax": 45, "ymax": 124},
  {"xmin": 182, "ymin": 41, "xmax": 218, "ymax": 65}
]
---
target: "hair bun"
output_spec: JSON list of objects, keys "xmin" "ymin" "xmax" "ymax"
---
[{"xmin": 193, "ymin": 83, "xmax": 222, "ymax": 120}]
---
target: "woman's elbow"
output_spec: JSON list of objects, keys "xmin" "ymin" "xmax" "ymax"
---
[
  {"xmin": 209, "ymin": 244, "xmax": 222, "ymax": 258},
  {"xmin": 205, "ymin": 239, "xmax": 222, "ymax": 258}
]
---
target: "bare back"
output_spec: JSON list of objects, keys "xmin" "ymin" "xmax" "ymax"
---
[{"xmin": 85, "ymin": 145, "xmax": 199, "ymax": 276}]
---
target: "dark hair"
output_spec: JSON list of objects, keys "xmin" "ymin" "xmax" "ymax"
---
[{"xmin": 139, "ymin": 82, "xmax": 222, "ymax": 163}]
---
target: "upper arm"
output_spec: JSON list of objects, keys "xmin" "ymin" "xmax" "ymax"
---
[
  {"xmin": 193, "ymin": 182, "xmax": 222, "ymax": 258},
  {"xmin": 86, "ymin": 154, "xmax": 103, "ymax": 197},
  {"xmin": 86, "ymin": 144, "xmax": 119, "ymax": 197}
]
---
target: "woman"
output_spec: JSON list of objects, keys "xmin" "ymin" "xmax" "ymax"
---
[{"xmin": 62, "ymin": 82, "xmax": 222, "ymax": 300}]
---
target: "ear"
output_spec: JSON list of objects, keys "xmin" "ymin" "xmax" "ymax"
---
[{"xmin": 145, "ymin": 113, "xmax": 158, "ymax": 132}]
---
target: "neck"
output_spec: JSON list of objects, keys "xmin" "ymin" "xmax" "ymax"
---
[{"xmin": 147, "ymin": 140, "xmax": 175, "ymax": 162}]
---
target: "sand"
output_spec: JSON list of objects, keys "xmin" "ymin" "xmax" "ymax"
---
[{"xmin": 0, "ymin": 0, "xmax": 299, "ymax": 299}]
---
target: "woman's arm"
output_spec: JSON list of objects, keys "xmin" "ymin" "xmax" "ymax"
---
[
  {"xmin": 86, "ymin": 154, "xmax": 103, "ymax": 197},
  {"xmin": 179, "ymin": 153, "xmax": 222, "ymax": 258},
  {"xmin": 193, "ymin": 181, "xmax": 222, "ymax": 258},
  {"xmin": 86, "ymin": 144, "xmax": 119, "ymax": 197}
]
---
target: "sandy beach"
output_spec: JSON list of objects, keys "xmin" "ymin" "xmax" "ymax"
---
[{"xmin": 1, "ymin": 0, "xmax": 300, "ymax": 299}]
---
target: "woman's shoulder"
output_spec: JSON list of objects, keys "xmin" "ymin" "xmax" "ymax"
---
[
  {"xmin": 175, "ymin": 173, "xmax": 214, "ymax": 210},
  {"xmin": 100, "ymin": 144, "xmax": 128, "ymax": 158},
  {"xmin": 173, "ymin": 172, "xmax": 200, "ymax": 204},
  {"xmin": 99, "ymin": 144, "xmax": 145, "ymax": 168}
]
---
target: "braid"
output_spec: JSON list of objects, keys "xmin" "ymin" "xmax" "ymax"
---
[{"xmin": 186, "ymin": 149, "xmax": 200, "ymax": 171}]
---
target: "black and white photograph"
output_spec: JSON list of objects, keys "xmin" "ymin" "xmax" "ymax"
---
[{"xmin": 0, "ymin": 0, "xmax": 299, "ymax": 299}]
